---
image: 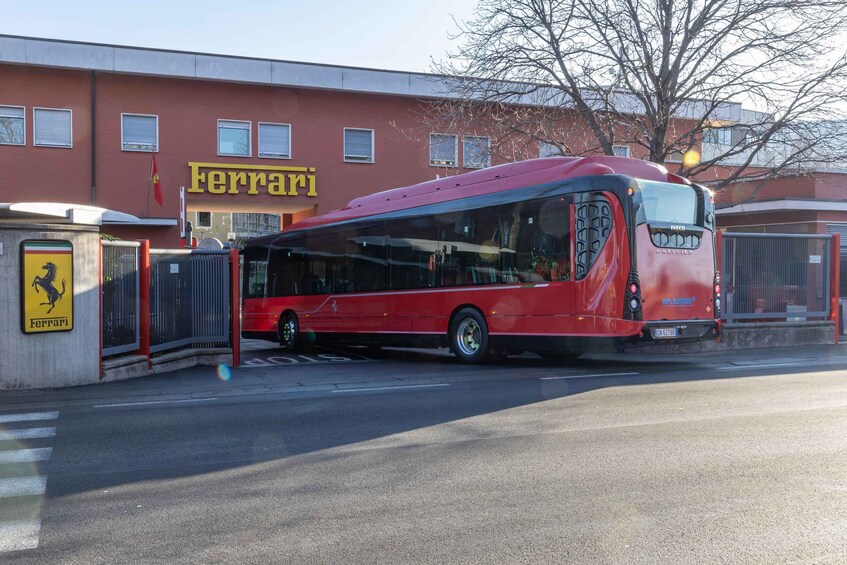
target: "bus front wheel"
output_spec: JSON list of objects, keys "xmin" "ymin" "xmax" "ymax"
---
[
  {"xmin": 278, "ymin": 311, "xmax": 301, "ymax": 351},
  {"xmin": 449, "ymin": 308, "xmax": 490, "ymax": 364}
]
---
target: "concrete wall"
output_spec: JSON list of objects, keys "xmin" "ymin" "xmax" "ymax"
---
[{"xmin": 0, "ymin": 223, "xmax": 100, "ymax": 389}]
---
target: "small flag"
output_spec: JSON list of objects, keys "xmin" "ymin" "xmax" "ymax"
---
[{"xmin": 151, "ymin": 154, "xmax": 163, "ymax": 206}]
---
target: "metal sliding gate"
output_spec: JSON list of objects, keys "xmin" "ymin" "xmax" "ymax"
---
[
  {"xmin": 721, "ymin": 233, "xmax": 831, "ymax": 323},
  {"xmin": 102, "ymin": 243, "xmax": 236, "ymax": 361},
  {"xmin": 149, "ymin": 249, "xmax": 230, "ymax": 353},
  {"xmin": 102, "ymin": 241, "xmax": 141, "ymax": 356}
]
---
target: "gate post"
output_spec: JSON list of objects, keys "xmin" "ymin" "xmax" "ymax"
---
[
  {"xmin": 830, "ymin": 233, "xmax": 840, "ymax": 344},
  {"xmin": 229, "ymin": 248, "xmax": 240, "ymax": 368},
  {"xmin": 715, "ymin": 230, "xmax": 723, "ymax": 340},
  {"xmin": 98, "ymin": 238, "xmax": 104, "ymax": 377},
  {"xmin": 138, "ymin": 240, "xmax": 152, "ymax": 369}
]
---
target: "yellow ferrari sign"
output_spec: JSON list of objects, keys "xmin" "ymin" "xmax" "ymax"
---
[{"xmin": 21, "ymin": 240, "xmax": 74, "ymax": 334}]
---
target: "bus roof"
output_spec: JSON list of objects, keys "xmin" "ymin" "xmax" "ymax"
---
[{"xmin": 247, "ymin": 156, "xmax": 689, "ymax": 246}]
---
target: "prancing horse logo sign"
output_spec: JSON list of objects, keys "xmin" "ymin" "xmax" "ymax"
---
[{"xmin": 20, "ymin": 240, "xmax": 74, "ymax": 334}]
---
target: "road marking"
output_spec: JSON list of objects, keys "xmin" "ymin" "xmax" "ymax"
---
[
  {"xmin": 332, "ymin": 383, "xmax": 450, "ymax": 393},
  {"xmin": 0, "ymin": 414, "xmax": 57, "ymax": 554},
  {"xmin": 0, "ymin": 520, "xmax": 42, "ymax": 552},
  {"xmin": 0, "ymin": 428, "xmax": 55, "ymax": 441},
  {"xmin": 540, "ymin": 372, "xmax": 640, "ymax": 381},
  {"xmin": 0, "ymin": 412, "xmax": 58, "ymax": 424},
  {"xmin": 0, "ymin": 477, "xmax": 47, "ymax": 498},
  {"xmin": 717, "ymin": 363, "xmax": 803, "ymax": 371},
  {"xmin": 0, "ymin": 448, "xmax": 52, "ymax": 464},
  {"xmin": 93, "ymin": 398, "xmax": 218, "ymax": 409}
]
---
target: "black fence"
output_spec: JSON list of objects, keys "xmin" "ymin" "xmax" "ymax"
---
[
  {"xmin": 721, "ymin": 233, "xmax": 831, "ymax": 323},
  {"xmin": 149, "ymin": 249, "xmax": 230, "ymax": 353},
  {"xmin": 102, "ymin": 241, "xmax": 141, "ymax": 356}
]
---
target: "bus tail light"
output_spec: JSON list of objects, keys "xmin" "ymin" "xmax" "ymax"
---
[
  {"xmin": 624, "ymin": 270, "xmax": 642, "ymax": 321},
  {"xmin": 713, "ymin": 273, "xmax": 721, "ymax": 318}
]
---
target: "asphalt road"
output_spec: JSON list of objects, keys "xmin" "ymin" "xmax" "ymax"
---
[{"xmin": 1, "ymin": 344, "xmax": 846, "ymax": 564}]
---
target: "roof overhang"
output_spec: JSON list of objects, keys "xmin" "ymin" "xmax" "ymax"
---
[
  {"xmin": 716, "ymin": 199, "xmax": 847, "ymax": 216},
  {"xmin": 0, "ymin": 203, "xmax": 142, "ymax": 225}
]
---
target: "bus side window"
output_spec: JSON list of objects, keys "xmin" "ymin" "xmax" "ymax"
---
[
  {"xmin": 507, "ymin": 196, "xmax": 570, "ymax": 283},
  {"xmin": 243, "ymin": 246, "xmax": 269, "ymax": 299},
  {"xmin": 269, "ymin": 244, "xmax": 307, "ymax": 296}
]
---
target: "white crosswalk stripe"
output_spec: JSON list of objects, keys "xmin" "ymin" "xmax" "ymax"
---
[
  {"xmin": 0, "ymin": 411, "xmax": 58, "ymax": 553},
  {"xmin": 0, "ymin": 412, "xmax": 58, "ymax": 424}
]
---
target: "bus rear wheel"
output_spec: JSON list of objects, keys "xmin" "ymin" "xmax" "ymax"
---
[
  {"xmin": 449, "ymin": 308, "xmax": 490, "ymax": 364},
  {"xmin": 278, "ymin": 311, "xmax": 301, "ymax": 351}
]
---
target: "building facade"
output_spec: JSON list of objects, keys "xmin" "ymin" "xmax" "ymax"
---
[{"xmin": 1, "ymin": 35, "xmax": 846, "ymax": 247}]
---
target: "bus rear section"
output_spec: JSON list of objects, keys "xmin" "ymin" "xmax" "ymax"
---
[{"xmin": 631, "ymin": 179, "xmax": 719, "ymax": 343}]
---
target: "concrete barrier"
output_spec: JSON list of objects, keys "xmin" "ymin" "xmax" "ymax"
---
[{"xmin": 0, "ymin": 223, "xmax": 100, "ymax": 389}]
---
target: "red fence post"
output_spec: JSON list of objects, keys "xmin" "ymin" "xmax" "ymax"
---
[
  {"xmin": 229, "ymin": 248, "xmax": 240, "ymax": 368},
  {"xmin": 138, "ymin": 240, "xmax": 152, "ymax": 369},
  {"xmin": 715, "ymin": 230, "xmax": 723, "ymax": 342},
  {"xmin": 830, "ymin": 233, "xmax": 840, "ymax": 344},
  {"xmin": 98, "ymin": 239, "xmax": 104, "ymax": 378}
]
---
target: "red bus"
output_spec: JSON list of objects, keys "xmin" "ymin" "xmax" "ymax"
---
[{"xmin": 241, "ymin": 156, "xmax": 719, "ymax": 363}]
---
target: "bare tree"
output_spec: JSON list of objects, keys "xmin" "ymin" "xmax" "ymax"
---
[{"xmin": 428, "ymin": 0, "xmax": 847, "ymax": 192}]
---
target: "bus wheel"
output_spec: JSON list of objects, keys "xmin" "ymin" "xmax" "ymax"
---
[
  {"xmin": 450, "ymin": 308, "xmax": 490, "ymax": 364},
  {"xmin": 278, "ymin": 311, "xmax": 300, "ymax": 351}
]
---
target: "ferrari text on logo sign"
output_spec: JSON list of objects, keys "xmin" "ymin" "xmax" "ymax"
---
[
  {"xmin": 187, "ymin": 162, "xmax": 317, "ymax": 197},
  {"xmin": 20, "ymin": 240, "xmax": 74, "ymax": 334}
]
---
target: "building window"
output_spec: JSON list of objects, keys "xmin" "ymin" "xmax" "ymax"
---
[
  {"xmin": 121, "ymin": 114, "xmax": 158, "ymax": 152},
  {"xmin": 539, "ymin": 142, "xmax": 561, "ymax": 158},
  {"xmin": 33, "ymin": 108, "xmax": 72, "ymax": 148},
  {"xmin": 612, "ymin": 145, "xmax": 630, "ymax": 158},
  {"xmin": 343, "ymin": 128, "xmax": 374, "ymax": 163},
  {"xmin": 0, "ymin": 105, "xmax": 25, "ymax": 145},
  {"xmin": 258, "ymin": 122, "xmax": 291, "ymax": 159},
  {"xmin": 430, "ymin": 133, "xmax": 457, "ymax": 167},
  {"xmin": 463, "ymin": 136, "xmax": 490, "ymax": 169},
  {"xmin": 704, "ymin": 128, "xmax": 732, "ymax": 146},
  {"xmin": 196, "ymin": 212, "xmax": 212, "ymax": 228},
  {"xmin": 218, "ymin": 120, "xmax": 251, "ymax": 157}
]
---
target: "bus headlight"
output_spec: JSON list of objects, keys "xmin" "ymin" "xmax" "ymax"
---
[
  {"xmin": 630, "ymin": 298, "xmax": 639, "ymax": 310},
  {"xmin": 715, "ymin": 298, "xmax": 721, "ymax": 310}
]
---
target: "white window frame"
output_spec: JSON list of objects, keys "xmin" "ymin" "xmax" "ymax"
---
[
  {"xmin": 258, "ymin": 122, "xmax": 292, "ymax": 159},
  {"xmin": 33, "ymin": 107, "xmax": 73, "ymax": 148},
  {"xmin": 0, "ymin": 105, "xmax": 25, "ymax": 146},
  {"xmin": 217, "ymin": 119, "xmax": 252, "ymax": 158},
  {"xmin": 430, "ymin": 133, "xmax": 458, "ymax": 168},
  {"xmin": 121, "ymin": 113, "xmax": 159, "ymax": 152},
  {"xmin": 612, "ymin": 145, "xmax": 630, "ymax": 158},
  {"xmin": 343, "ymin": 127, "xmax": 375, "ymax": 163},
  {"xmin": 462, "ymin": 136, "xmax": 491, "ymax": 169}
]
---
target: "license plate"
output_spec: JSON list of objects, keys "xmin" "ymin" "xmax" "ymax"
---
[{"xmin": 652, "ymin": 327, "xmax": 679, "ymax": 339}]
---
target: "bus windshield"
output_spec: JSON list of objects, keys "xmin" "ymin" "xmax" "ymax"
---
[{"xmin": 638, "ymin": 180, "xmax": 698, "ymax": 225}]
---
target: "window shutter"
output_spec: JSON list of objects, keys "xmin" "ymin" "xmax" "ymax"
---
[
  {"xmin": 35, "ymin": 109, "xmax": 71, "ymax": 147},
  {"xmin": 344, "ymin": 129, "xmax": 373, "ymax": 160},
  {"xmin": 259, "ymin": 124, "xmax": 291, "ymax": 157},
  {"xmin": 123, "ymin": 115, "xmax": 157, "ymax": 149}
]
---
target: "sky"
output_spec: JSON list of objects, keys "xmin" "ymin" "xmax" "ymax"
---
[{"xmin": 2, "ymin": 0, "xmax": 479, "ymax": 73}]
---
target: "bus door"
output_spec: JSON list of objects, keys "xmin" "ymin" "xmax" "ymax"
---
[{"xmin": 496, "ymin": 195, "xmax": 575, "ymax": 333}]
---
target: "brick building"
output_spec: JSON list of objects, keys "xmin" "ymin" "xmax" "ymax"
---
[{"xmin": 1, "ymin": 35, "xmax": 846, "ymax": 247}]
